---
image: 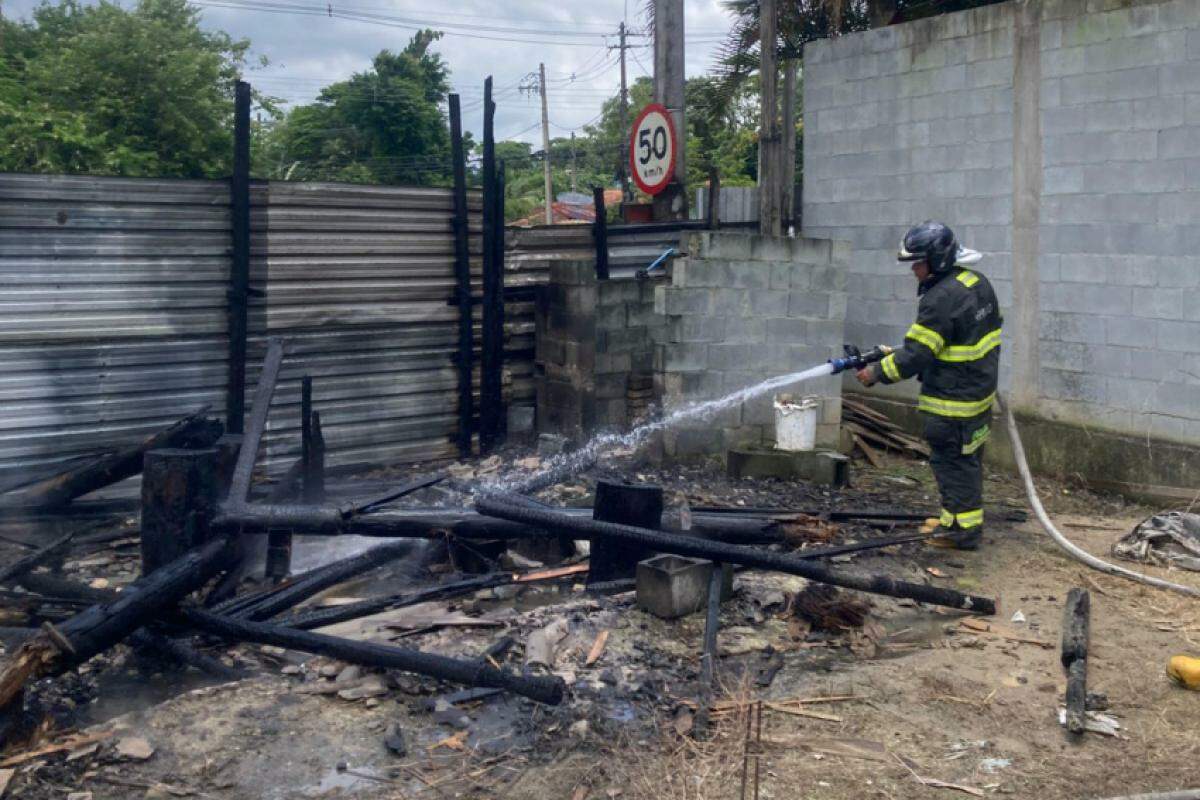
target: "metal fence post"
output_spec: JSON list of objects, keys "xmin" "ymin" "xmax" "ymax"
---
[{"xmin": 481, "ymin": 78, "xmax": 505, "ymax": 452}]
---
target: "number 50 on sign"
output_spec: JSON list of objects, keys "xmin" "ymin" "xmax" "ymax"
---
[{"xmin": 629, "ymin": 103, "xmax": 677, "ymax": 196}]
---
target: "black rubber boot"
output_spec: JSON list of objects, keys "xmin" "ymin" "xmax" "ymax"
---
[{"xmin": 927, "ymin": 526, "xmax": 982, "ymax": 551}]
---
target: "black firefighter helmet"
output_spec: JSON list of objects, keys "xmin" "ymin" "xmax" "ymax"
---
[{"xmin": 897, "ymin": 221, "xmax": 958, "ymax": 275}]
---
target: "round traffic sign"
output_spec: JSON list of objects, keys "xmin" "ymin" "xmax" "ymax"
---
[{"xmin": 629, "ymin": 103, "xmax": 677, "ymax": 196}]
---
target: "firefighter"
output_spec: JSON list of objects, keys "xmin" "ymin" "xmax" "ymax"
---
[{"xmin": 856, "ymin": 221, "xmax": 1002, "ymax": 550}]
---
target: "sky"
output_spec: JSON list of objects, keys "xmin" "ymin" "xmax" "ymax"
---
[{"xmin": 5, "ymin": 0, "xmax": 739, "ymax": 144}]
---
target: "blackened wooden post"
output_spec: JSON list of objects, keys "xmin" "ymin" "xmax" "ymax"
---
[
  {"xmin": 140, "ymin": 448, "xmax": 220, "ymax": 575},
  {"xmin": 707, "ymin": 169, "xmax": 721, "ymax": 230},
  {"xmin": 481, "ymin": 80, "xmax": 504, "ymax": 452},
  {"xmin": 494, "ymin": 160, "xmax": 507, "ymax": 440},
  {"xmin": 1061, "ymin": 587, "xmax": 1090, "ymax": 735},
  {"xmin": 226, "ymin": 80, "xmax": 252, "ymax": 435},
  {"xmin": 449, "ymin": 93, "xmax": 473, "ymax": 458},
  {"xmin": 266, "ymin": 374, "xmax": 312, "ymax": 581},
  {"xmin": 592, "ymin": 186, "xmax": 609, "ymax": 280},
  {"xmin": 589, "ymin": 481, "xmax": 661, "ymax": 584},
  {"xmin": 307, "ymin": 410, "xmax": 326, "ymax": 502}
]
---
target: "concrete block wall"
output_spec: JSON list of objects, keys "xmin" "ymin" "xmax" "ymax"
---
[
  {"xmin": 803, "ymin": 0, "xmax": 1200, "ymax": 448},
  {"xmin": 535, "ymin": 260, "xmax": 666, "ymax": 438},
  {"xmin": 654, "ymin": 232, "xmax": 849, "ymax": 460}
]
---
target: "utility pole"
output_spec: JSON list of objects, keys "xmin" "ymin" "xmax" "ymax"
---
[
  {"xmin": 570, "ymin": 131, "xmax": 578, "ymax": 193},
  {"xmin": 610, "ymin": 21, "xmax": 633, "ymax": 202},
  {"xmin": 652, "ymin": 0, "xmax": 687, "ymax": 220},
  {"xmin": 539, "ymin": 62, "xmax": 553, "ymax": 226},
  {"xmin": 781, "ymin": 58, "xmax": 798, "ymax": 235},
  {"xmin": 758, "ymin": 0, "xmax": 779, "ymax": 236}
]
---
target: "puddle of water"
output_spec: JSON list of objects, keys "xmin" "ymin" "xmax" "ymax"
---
[
  {"xmin": 309, "ymin": 764, "xmax": 390, "ymax": 796},
  {"xmin": 81, "ymin": 667, "xmax": 223, "ymax": 725},
  {"xmin": 607, "ymin": 700, "xmax": 636, "ymax": 724}
]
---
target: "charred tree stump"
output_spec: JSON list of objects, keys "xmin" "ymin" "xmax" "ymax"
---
[
  {"xmin": 180, "ymin": 607, "xmax": 564, "ymax": 705},
  {"xmin": 0, "ymin": 410, "xmax": 222, "ymax": 513},
  {"xmin": 590, "ymin": 481, "xmax": 662, "ymax": 584},
  {"xmin": 140, "ymin": 448, "xmax": 221, "ymax": 575},
  {"xmin": 1062, "ymin": 587, "xmax": 1090, "ymax": 735},
  {"xmin": 474, "ymin": 494, "xmax": 997, "ymax": 614},
  {"xmin": 0, "ymin": 537, "xmax": 234, "ymax": 723}
]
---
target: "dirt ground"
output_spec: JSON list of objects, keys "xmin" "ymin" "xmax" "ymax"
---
[{"xmin": 4, "ymin": 446, "xmax": 1200, "ymax": 800}]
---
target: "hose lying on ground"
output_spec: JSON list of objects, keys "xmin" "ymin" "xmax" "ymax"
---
[{"xmin": 1000, "ymin": 395, "xmax": 1200, "ymax": 599}]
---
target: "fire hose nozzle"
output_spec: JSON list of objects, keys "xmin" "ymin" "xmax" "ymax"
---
[{"xmin": 828, "ymin": 344, "xmax": 894, "ymax": 375}]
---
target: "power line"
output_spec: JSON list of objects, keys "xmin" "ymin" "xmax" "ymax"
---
[{"xmin": 193, "ymin": 0, "xmax": 624, "ymax": 46}]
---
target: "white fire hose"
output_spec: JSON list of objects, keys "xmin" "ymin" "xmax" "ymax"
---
[{"xmin": 1000, "ymin": 395, "xmax": 1200, "ymax": 599}]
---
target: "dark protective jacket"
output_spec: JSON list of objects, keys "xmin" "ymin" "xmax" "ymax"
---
[{"xmin": 876, "ymin": 267, "xmax": 1002, "ymax": 418}]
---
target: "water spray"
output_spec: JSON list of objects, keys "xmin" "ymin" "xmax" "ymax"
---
[{"xmin": 484, "ymin": 344, "xmax": 895, "ymax": 494}]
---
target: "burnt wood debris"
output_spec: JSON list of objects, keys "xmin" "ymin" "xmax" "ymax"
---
[{"xmin": 0, "ymin": 334, "xmax": 1003, "ymax": 754}]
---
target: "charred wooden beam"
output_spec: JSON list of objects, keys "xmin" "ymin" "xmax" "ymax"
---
[
  {"xmin": 279, "ymin": 565, "xmax": 590, "ymax": 631},
  {"xmin": 480, "ymin": 78, "xmax": 505, "ymax": 453},
  {"xmin": 1062, "ymin": 587, "xmax": 1090, "ymax": 735},
  {"xmin": 346, "ymin": 472, "xmax": 447, "ymax": 518},
  {"xmin": 0, "ymin": 530, "xmax": 76, "ymax": 588},
  {"xmin": 233, "ymin": 539, "xmax": 418, "ymax": 622},
  {"xmin": 701, "ymin": 559, "xmax": 723, "ymax": 689},
  {"xmin": 0, "ymin": 411, "xmax": 221, "ymax": 513},
  {"xmin": 227, "ymin": 338, "xmax": 285, "ymax": 506},
  {"xmin": 226, "ymin": 79, "xmax": 252, "ymax": 434},
  {"xmin": 593, "ymin": 186, "xmax": 609, "ymax": 280},
  {"xmin": 130, "ymin": 628, "xmax": 243, "ymax": 681},
  {"xmin": 180, "ymin": 607, "xmax": 564, "ymax": 704},
  {"xmin": 212, "ymin": 504, "xmax": 782, "ymax": 542},
  {"xmin": 474, "ymin": 494, "xmax": 997, "ymax": 615},
  {"xmin": 0, "ymin": 537, "xmax": 235, "ymax": 717},
  {"xmin": 448, "ymin": 93, "xmax": 473, "ymax": 459}
]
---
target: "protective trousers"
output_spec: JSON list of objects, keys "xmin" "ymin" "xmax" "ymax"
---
[{"xmin": 922, "ymin": 411, "xmax": 990, "ymax": 531}]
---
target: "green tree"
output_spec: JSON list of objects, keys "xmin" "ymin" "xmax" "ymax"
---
[
  {"xmin": 0, "ymin": 0, "xmax": 249, "ymax": 176},
  {"xmin": 258, "ymin": 30, "xmax": 454, "ymax": 185}
]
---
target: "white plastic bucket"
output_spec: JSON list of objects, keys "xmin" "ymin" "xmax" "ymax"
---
[{"xmin": 774, "ymin": 393, "xmax": 819, "ymax": 452}]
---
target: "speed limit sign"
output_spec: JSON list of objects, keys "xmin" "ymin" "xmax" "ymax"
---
[{"xmin": 629, "ymin": 103, "xmax": 677, "ymax": 196}]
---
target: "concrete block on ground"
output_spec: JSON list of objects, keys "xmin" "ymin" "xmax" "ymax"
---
[
  {"xmin": 636, "ymin": 555, "xmax": 731, "ymax": 619},
  {"xmin": 726, "ymin": 446, "xmax": 849, "ymax": 487}
]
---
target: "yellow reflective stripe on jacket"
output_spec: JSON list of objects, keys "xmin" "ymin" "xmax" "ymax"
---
[
  {"xmin": 955, "ymin": 509, "xmax": 984, "ymax": 529},
  {"xmin": 939, "ymin": 509, "xmax": 955, "ymax": 527},
  {"xmin": 956, "ymin": 270, "xmax": 980, "ymax": 287},
  {"xmin": 938, "ymin": 328, "xmax": 1002, "ymax": 363},
  {"xmin": 962, "ymin": 424, "xmax": 990, "ymax": 455},
  {"xmin": 905, "ymin": 323, "xmax": 945, "ymax": 354},
  {"xmin": 880, "ymin": 353, "xmax": 901, "ymax": 382},
  {"xmin": 917, "ymin": 392, "xmax": 996, "ymax": 418}
]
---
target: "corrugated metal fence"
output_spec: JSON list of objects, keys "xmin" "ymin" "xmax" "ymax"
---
[
  {"xmin": 0, "ymin": 173, "xmax": 482, "ymax": 484},
  {"xmin": 0, "ymin": 173, "xmax": 232, "ymax": 477}
]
